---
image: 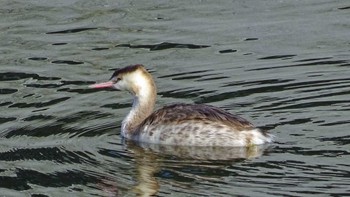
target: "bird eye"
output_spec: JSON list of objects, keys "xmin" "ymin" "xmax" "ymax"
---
[{"xmin": 116, "ymin": 77, "xmax": 121, "ymax": 82}]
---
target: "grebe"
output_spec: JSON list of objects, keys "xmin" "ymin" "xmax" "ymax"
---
[{"xmin": 90, "ymin": 64, "xmax": 274, "ymax": 147}]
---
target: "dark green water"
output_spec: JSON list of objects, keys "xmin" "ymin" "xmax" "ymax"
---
[{"xmin": 1, "ymin": 0, "xmax": 349, "ymax": 196}]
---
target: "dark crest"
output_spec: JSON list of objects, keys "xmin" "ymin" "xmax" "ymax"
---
[{"xmin": 110, "ymin": 64, "xmax": 145, "ymax": 79}]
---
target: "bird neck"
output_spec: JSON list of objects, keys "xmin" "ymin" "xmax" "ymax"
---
[{"xmin": 121, "ymin": 80, "xmax": 156, "ymax": 138}]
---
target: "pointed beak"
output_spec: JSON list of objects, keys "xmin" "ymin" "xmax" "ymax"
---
[{"xmin": 89, "ymin": 81, "xmax": 114, "ymax": 89}]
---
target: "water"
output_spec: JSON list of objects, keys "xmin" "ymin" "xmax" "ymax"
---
[{"xmin": 1, "ymin": 0, "xmax": 350, "ymax": 196}]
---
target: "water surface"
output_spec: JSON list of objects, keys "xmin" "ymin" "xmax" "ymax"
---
[{"xmin": 1, "ymin": 0, "xmax": 350, "ymax": 196}]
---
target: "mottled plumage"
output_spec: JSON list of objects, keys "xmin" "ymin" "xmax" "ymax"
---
[
  {"xmin": 138, "ymin": 103, "xmax": 255, "ymax": 131},
  {"xmin": 131, "ymin": 103, "xmax": 272, "ymax": 146},
  {"xmin": 90, "ymin": 64, "xmax": 274, "ymax": 147}
]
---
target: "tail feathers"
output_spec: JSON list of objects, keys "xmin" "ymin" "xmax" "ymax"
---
[
  {"xmin": 247, "ymin": 128, "xmax": 274, "ymax": 146},
  {"xmin": 259, "ymin": 129, "xmax": 275, "ymax": 143}
]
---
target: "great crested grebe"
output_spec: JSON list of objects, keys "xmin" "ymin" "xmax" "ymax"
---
[{"xmin": 90, "ymin": 64, "xmax": 274, "ymax": 147}]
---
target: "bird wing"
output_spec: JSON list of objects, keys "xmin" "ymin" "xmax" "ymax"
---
[{"xmin": 137, "ymin": 103, "xmax": 255, "ymax": 131}]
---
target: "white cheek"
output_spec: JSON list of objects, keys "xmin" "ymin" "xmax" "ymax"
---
[
  {"xmin": 113, "ymin": 82, "xmax": 122, "ymax": 90},
  {"xmin": 114, "ymin": 80, "xmax": 127, "ymax": 90}
]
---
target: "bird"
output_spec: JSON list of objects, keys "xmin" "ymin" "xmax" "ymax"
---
[{"xmin": 89, "ymin": 64, "xmax": 274, "ymax": 147}]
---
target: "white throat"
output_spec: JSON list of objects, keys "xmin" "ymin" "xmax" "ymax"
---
[{"xmin": 121, "ymin": 97, "xmax": 140, "ymax": 137}]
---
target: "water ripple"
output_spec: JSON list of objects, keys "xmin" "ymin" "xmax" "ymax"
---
[
  {"xmin": 0, "ymin": 72, "xmax": 61, "ymax": 81},
  {"xmin": 249, "ymin": 59, "xmax": 349, "ymax": 71},
  {"xmin": 0, "ymin": 88, "xmax": 18, "ymax": 94},
  {"xmin": 51, "ymin": 60, "xmax": 84, "ymax": 65},
  {"xmin": 1, "ymin": 0, "xmax": 350, "ymax": 196},
  {"xmin": 116, "ymin": 42, "xmax": 210, "ymax": 51},
  {"xmin": 8, "ymin": 97, "xmax": 70, "ymax": 109},
  {"xmin": 46, "ymin": 27, "xmax": 98, "ymax": 34}
]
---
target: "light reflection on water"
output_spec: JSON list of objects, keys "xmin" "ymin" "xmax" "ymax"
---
[{"xmin": 1, "ymin": 0, "xmax": 350, "ymax": 196}]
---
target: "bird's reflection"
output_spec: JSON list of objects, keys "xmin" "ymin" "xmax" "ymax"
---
[{"xmin": 124, "ymin": 140, "xmax": 271, "ymax": 196}]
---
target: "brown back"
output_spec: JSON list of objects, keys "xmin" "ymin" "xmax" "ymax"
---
[{"xmin": 137, "ymin": 103, "xmax": 255, "ymax": 131}]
